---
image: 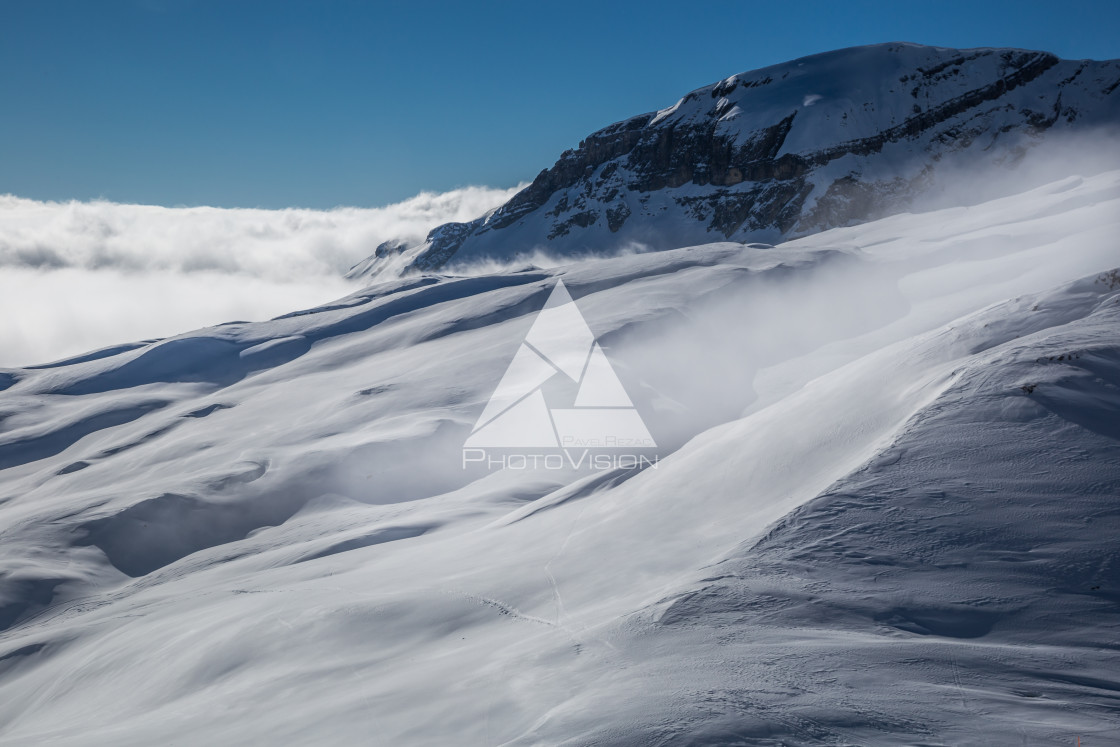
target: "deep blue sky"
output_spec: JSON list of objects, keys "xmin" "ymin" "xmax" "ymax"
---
[{"xmin": 3, "ymin": 0, "xmax": 1119, "ymax": 209}]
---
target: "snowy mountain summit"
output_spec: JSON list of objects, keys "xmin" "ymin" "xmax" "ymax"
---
[{"xmin": 349, "ymin": 43, "xmax": 1120, "ymax": 279}]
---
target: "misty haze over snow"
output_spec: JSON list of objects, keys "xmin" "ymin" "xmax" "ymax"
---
[{"xmin": 0, "ymin": 185, "xmax": 521, "ymax": 366}]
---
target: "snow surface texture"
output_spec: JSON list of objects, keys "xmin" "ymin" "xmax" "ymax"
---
[
  {"xmin": 0, "ymin": 172, "xmax": 1119, "ymax": 744},
  {"xmin": 347, "ymin": 43, "xmax": 1120, "ymax": 281}
]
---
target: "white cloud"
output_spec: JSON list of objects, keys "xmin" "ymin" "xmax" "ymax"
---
[{"xmin": 0, "ymin": 185, "xmax": 522, "ymax": 367}]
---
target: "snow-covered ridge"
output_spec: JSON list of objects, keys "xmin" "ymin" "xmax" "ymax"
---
[
  {"xmin": 349, "ymin": 43, "xmax": 1120, "ymax": 280},
  {"xmin": 1, "ymin": 171, "xmax": 1118, "ymax": 743}
]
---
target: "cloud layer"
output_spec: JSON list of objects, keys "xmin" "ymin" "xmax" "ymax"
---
[{"xmin": 0, "ymin": 185, "xmax": 521, "ymax": 367}]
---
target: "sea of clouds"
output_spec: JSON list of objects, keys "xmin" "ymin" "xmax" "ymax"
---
[{"xmin": 0, "ymin": 185, "xmax": 521, "ymax": 367}]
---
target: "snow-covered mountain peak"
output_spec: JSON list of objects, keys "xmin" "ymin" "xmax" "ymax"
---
[{"xmin": 349, "ymin": 43, "xmax": 1120, "ymax": 280}]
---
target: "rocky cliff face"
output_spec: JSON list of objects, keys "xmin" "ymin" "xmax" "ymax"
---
[{"xmin": 349, "ymin": 43, "xmax": 1120, "ymax": 279}]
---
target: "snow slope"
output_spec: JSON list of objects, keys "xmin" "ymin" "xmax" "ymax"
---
[{"xmin": 0, "ymin": 172, "xmax": 1119, "ymax": 744}]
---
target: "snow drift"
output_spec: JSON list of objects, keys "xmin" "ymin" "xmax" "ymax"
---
[{"xmin": 0, "ymin": 170, "xmax": 1118, "ymax": 744}]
